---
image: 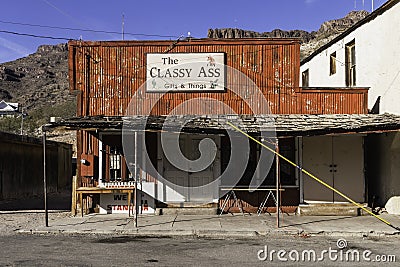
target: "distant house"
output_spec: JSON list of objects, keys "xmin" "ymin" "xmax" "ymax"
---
[
  {"xmin": 0, "ymin": 100, "xmax": 19, "ymax": 117},
  {"xmin": 300, "ymin": 0, "xmax": 400, "ymax": 212}
]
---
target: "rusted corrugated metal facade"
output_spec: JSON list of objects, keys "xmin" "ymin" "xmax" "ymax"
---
[
  {"xmin": 69, "ymin": 39, "xmax": 300, "ymax": 116},
  {"xmin": 68, "ymin": 39, "xmax": 368, "ymax": 116}
]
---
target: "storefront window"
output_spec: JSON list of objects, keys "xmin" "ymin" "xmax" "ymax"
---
[{"xmin": 221, "ymin": 136, "xmax": 296, "ymax": 187}]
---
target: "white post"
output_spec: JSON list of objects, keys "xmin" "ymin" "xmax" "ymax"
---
[
  {"xmin": 20, "ymin": 106, "xmax": 24, "ymax": 135},
  {"xmin": 98, "ymin": 137, "xmax": 103, "ymax": 187}
]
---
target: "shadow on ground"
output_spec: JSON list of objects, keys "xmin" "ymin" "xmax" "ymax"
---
[{"xmin": 0, "ymin": 191, "xmax": 71, "ymax": 211}]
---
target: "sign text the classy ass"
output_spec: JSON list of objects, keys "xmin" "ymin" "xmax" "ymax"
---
[{"xmin": 146, "ymin": 53, "xmax": 225, "ymax": 92}]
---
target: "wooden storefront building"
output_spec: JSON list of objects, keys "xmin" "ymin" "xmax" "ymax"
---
[{"xmin": 46, "ymin": 38, "xmax": 400, "ymax": 215}]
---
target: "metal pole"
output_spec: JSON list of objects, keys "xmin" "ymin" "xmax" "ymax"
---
[
  {"xmin": 122, "ymin": 13, "xmax": 125, "ymax": 40},
  {"xmin": 20, "ymin": 106, "xmax": 23, "ymax": 135},
  {"xmin": 134, "ymin": 131, "xmax": 138, "ymax": 227},
  {"xmin": 275, "ymin": 141, "xmax": 280, "ymax": 228},
  {"xmin": 43, "ymin": 129, "xmax": 48, "ymax": 227}
]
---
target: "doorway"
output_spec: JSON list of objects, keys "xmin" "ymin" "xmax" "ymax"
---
[
  {"xmin": 160, "ymin": 133, "xmax": 220, "ymax": 202},
  {"xmin": 303, "ymin": 135, "xmax": 364, "ymax": 203}
]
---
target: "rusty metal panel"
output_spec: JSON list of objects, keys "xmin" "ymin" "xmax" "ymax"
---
[
  {"xmin": 80, "ymin": 154, "xmax": 95, "ymax": 177},
  {"xmin": 298, "ymin": 88, "xmax": 368, "ymax": 114}
]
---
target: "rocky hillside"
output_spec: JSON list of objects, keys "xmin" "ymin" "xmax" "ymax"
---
[
  {"xmin": 0, "ymin": 43, "xmax": 71, "ymax": 113},
  {"xmin": 208, "ymin": 10, "xmax": 369, "ymax": 59},
  {"xmin": 0, "ymin": 43, "xmax": 75, "ymax": 137}
]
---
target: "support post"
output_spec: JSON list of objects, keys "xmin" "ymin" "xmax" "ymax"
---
[
  {"xmin": 134, "ymin": 131, "xmax": 138, "ymax": 227},
  {"xmin": 98, "ymin": 137, "xmax": 103, "ymax": 187},
  {"xmin": 71, "ymin": 175, "xmax": 77, "ymax": 216},
  {"xmin": 42, "ymin": 128, "xmax": 48, "ymax": 227},
  {"xmin": 275, "ymin": 141, "xmax": 280, "ymax": 228}
]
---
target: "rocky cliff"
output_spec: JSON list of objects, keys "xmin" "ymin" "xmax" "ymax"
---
[
  {"xmin": 208, "ymin": 28, "xmax": 315, "ymax": 42},
  {"xmin": 208, "ymin": 10, "xmax": 369, "ymax": 59}
]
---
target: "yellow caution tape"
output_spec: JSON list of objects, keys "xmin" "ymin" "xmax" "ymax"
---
[{"xmin": 227, "ymin": 121, "xmax": 400, "ymax": 231}]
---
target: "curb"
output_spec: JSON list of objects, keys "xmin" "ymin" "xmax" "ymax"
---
[
  {"xmin": 0, "ymin": 210, "xmax": 70, "ymax": 214},
  {"xmin": 17, "ymin": 228, "xmax": 399, "ymax": 238}
]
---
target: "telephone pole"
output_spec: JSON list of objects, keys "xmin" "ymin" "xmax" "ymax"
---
[{"xmin": 122, "ymin": 13, "xmax": 125, "ymax": 40}]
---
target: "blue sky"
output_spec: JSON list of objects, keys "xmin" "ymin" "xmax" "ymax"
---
[{"xmin": 0, "ymin": 0, "xmax": 387, "ymax": 63}]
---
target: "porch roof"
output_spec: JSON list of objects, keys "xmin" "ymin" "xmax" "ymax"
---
[{"xmin": 43, "ymin": 113, "xmax": 400, "ymax": 137}]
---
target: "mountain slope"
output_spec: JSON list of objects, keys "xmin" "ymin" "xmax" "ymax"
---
[{"xmin": 208, "ymin": 10, "xmax": 369, "ymax": 60}]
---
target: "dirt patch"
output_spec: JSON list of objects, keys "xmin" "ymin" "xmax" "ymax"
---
[{"xmin": 0, "ymin": 211, "xmax": 71, "ymax": 235}]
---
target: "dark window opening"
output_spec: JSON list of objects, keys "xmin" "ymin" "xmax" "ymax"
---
[
  {"xmin": 330, "ymin": 52, "xmax": 336, "ymax": 75},
  {"xmin": 345, "ymin": 40, "xmax": 356, "ymax": 86},
  {"xmin": 109, "ymin": 147, "xmax": 122, "ymax": 181},
  {"xmin": 302, "ymin": 69, "xmax": 309, "ymax": 87}
]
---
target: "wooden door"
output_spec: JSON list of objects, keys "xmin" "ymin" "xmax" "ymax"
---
[
  {"xmin": 303, "ymin": 136, "xmax": 334, "ymax": 202},
  {"xmin": 333, "ymin": 136, "xmax": 364, "ymax": 202}
]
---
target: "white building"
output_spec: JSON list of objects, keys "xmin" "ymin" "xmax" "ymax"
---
[
  {"xmin": 0, "ymin": 100, "xmax": 19, "ymax": 117},
  {"xmin": 300, "ymin": 0, "xmax": 400, "ymax": 213},
  {"xmin": 301, "ymin": 0, "xmax": 400, "ymax": 114}
]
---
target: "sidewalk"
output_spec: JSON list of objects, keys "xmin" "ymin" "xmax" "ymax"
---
[{"xmin": 17, "ymin": 213, "xmax": 400, "ymax": 238}]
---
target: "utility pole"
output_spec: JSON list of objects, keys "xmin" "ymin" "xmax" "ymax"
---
[
  {"xmin": 122, "ymin": 13, "xmax": 125, "ymax": 40},
  {"xmin": 134, "ymin": 131, "xmax": 138, "ymax": 227},
  {"xmin": 275, "ymin": 141, "xmax": 280, "ymax": 228},
  {"xmin": 43, "ymin": 128, "xmax": 48, "ymax": 227},
  {"xmin": 20, "ymin": 106, "xmax": 24, "ymax": 135}
]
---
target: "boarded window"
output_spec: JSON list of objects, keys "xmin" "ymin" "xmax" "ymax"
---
[
  {"xmin": 345, "ymin": 40, "xmax": 356, "ymax": 86},
  {"xmin": 330, "ymin": 52, "xmax": 336, "ymax": 75},
  {"xmin": 302, "ymin": 69, "xmax": 309, "ymax": 87}
]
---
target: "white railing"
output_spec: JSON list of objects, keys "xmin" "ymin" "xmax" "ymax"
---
[{"xmin": 100, "ymin": 181, "xmax": 135, "ymax": 188}]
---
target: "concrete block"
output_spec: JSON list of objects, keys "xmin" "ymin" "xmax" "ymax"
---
[
  {"xmin": 298, "ymin": 204, "xmax": 361, "ymax": 216},
  {"xmin": 159, "ymin": 207, "xmax": 218, "ymax": 215},
  {"xmin": 385, "ymin": 196, "xmax": 400, "ymax": 215}
]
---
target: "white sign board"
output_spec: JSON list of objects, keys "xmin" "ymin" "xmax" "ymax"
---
[
  {"xmin": 99, "ymin": 184, "xmax": 156, "ymax": 214},
  {"xmin": 146, "ymin": 53, "xmax": 225, "ymax": 92}
]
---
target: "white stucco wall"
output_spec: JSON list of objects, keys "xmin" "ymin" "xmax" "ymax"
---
[{"xmin": 300, "ymin": 3, "xmax": 400, "ymax": 114}]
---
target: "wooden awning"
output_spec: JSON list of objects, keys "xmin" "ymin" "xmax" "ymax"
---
[{"xmin": 43, "ymin": 113, "xmax": 400, "ymax": 137}]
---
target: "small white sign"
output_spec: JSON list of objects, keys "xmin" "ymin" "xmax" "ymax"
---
[
  {"xmin": 99, "ymin": 183, "xmax": 156, "ymax": 214},
  {"xmin": 146, "ymin": 53, "xmax": 225, "ymax": 92}
]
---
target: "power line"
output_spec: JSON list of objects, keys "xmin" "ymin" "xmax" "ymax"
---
[
  {"xmin": 0, "ymin": 30, "xmax": 71, "ymax": 41},
  {"xmin": 0, "ymin": 19, "xmax": 180, "ymax": 39}
]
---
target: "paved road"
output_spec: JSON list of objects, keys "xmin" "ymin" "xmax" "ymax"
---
[{"xmin": 0, "ymin": 235, "xmax": 399, "ymax": 266}]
